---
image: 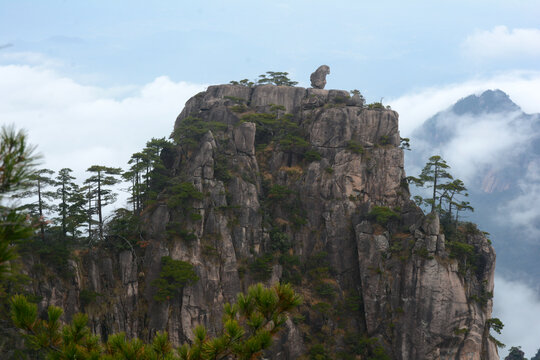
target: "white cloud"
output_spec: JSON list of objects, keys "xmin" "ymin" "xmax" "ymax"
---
[
  {"xmin": 0, "ymin": 62, "xmax": 206, "ymax": 208},
  {"xmin": 493, "ymin": 275, "xmax": 540, "ymax": 358},
  {"xmin": 410, "ymin": 110, "xmax": 534, "ymax": 185},
  {"xmin": 463, "ymin": 26, "xmax": 540, "ymax": 61},
  {"xmin": 388, "ymin": 71, "xmax": 540, "ymax": 137},
  {"xmin": 499, "ymin": 160, "xmax": 540, "ymax": 237}
]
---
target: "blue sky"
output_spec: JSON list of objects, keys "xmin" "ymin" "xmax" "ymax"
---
[
  {"xmin": 2, "ymin": 0, "xmax": 540, "ymax": 99},
  {"xmin": 2, "ymin": 0, "xmax": 540, "ymax": 357}
]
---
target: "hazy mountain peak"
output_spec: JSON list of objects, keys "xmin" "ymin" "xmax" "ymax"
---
[{"xmin": 452, "ymin": 89, "xmax": 520, "ymax": 115}]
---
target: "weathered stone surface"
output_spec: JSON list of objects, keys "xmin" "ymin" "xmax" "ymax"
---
[
  {"xmin": 310, "ymin": 65, "xmax": 330, "ymax": 89},
  {"xmin": 422, "ymin": 212, "xmax": 440, "ymax": 235},
  {"xmin": 25, "ymin": 83, "xmax": 498, "ymax": 360}
]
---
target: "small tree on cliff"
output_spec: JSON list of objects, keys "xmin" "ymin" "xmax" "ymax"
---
[
  {"xmin": 410, "ymin": 155, "xmax": 453, "ymax": 213},
  {"xmin": 84, "ymin": 165, "xmax": 123, "ymax": 242},
  {"xmin": 505, "ymin": 346, "xmax": 526, "ymax": 360},
  {"xmin": 12, "ymin": 168, "xmax": 56, "ymax": 241},
  {"xmin": 257, "ymin": 71, "xmax": 298, "ymax": 86}
]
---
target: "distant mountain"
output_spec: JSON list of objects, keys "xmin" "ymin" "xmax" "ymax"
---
[
  {"xmin": 409, "ymin": 89, "xmax": 540, "ymax": 286},
  {"xmin": 452, "ymin": 89, "xmax": 520, "ymax": 115}
]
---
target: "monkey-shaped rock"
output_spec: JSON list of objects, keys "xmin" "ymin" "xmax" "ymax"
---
[{"xmin": 310, "ymin": 65, "xmax": 330, "ymax": 89}]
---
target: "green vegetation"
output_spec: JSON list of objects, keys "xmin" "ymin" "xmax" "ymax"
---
[
  {"xmin": 79, "ymin": 289, "xmax": 101, "ymax": 309},
  {"xmin": 166, "ymin": 181, "xmax": 204, "ymax": 210},
  {"xmin": 11, "ymin": 283, "xmax": 301, "ymax": 360},
  {"xmin": 123, "ymin": 137, "xmax": 173, "ymax": 211},
  {"xmin": 257, "ymin": 71, "xmax": 298, "ymax": 86},
  {"xmin": 315, "ymin": 283, "xmax": 336, "ymax": 299},
  {"xmin": 229, "ymin": 79, "xmax": 255, "ymax": 87},
  {"xmin": 410, "ymin": 155, "xmax": 473, "ymax": 224},
  {"xmin": 346, "ymin": 140, "xmax": 364, "ymax": 154},
  {"xmin": 399, "ymin": 137, "xmax": 411, "ymax": 151},
  {"xmin": 0, "ymin": 125, "xmax": 40, "ymax": 357},
  {"xmin": 85, "ymin": 165, "xmax": 123, "ymax": 242},
  {"xmin": 230, "ymin": 71, "xmax": 298, "ymax": 87},
  {"xmin": 249, "ymin": 253, "xmax": 274, "ymax": 281},
  {"xmin": 342, "ymin": 333, "xmax": 391, "ymax": 360},
  {"xmin": 367, "ymin": 206, "xmax": 400, "ymax": 226},
  {"xmin": 505, "ymin": 346, "xmax": 526, "ymax": 360},
  {"xmin": 152, "ymin": 256, "xmax": 198, "ymax": 302},
  {"xmin": 267, "ymin": 184, "xmax": 293, "ymax": 202},
  {"xmin": 367, "ymin": 102, "xmax": 385, "ymax": 110},
  {"xmin": 304, "ymin": 149, "xmax": 322, "ymax": 162},
  {"xmin": 172, "ymin": 116, "xmax": 227, "ymax": 152},
  {"xmin": 378, "ymin": 135, "xmax": 390, "ymax": 145}
]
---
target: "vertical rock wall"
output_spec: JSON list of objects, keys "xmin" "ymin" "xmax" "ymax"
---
[{"xmin": 26, "ymin": 84, "xmax": 499, "ymax": 360}]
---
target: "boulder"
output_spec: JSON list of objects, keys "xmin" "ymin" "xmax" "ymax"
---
[{"xmin": 310, "ymin": 65, "xmax": 330, "ymax": 89}]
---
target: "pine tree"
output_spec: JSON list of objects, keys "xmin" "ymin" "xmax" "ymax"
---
[
  {"xmin": 55, "ymin": 168, "xmax": 80, "ymax": 240},
  {"xmin": 0, "ymin": 126, "xmax": 38, "ymax": 275},
  {"xmin": 11, "ymin": 283, "xmax": 302, "ymax": 360},
  {"xmin": 0, "ymin": 125, "xmax": 38, "ymax": 356},
  {"xmin": 84, "ymin": 166, "xmax": 123, "ymax": 241},
  {"xmin": 410, "ymin": 155, "xmax": 454, "ymax": 213},
  {"xmin": 505, "ymin": 346, "xmax": 526, "ymax": 360},
  {"xmin": 12, "ymin": 168, "xmax": 56, "ymax": 241},
  {"xmin": 439, "ymin": 178, "xmax": 473, "ymax": 222}
]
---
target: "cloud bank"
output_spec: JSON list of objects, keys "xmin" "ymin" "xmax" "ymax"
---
[
  {"xmin": 388, "ymin": 71, "xmax": 540, "ymax": 137},
  {"xmin": 463, "ymin": 26, "xmax": 540, "ymax": 61},
  {"xmin": 0, "ymin": 63, "xmax": 206, "ymax": 207}
]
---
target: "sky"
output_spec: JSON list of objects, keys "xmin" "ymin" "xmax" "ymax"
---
[{"xmin": 1, "ymin": 0, "xmax": 540, "ymax": 357}]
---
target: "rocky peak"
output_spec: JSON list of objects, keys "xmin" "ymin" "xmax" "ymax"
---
[
  {"xmin": 452, "ymin": 89, "xmax": 520, "ymax": 115},
  {"xmin": 25, "ymin": 82, "xmax": 499, "ymax": 360}
]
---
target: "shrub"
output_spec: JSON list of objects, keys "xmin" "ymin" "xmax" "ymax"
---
[
  {"xmin": 230, "ymin": 104, "xmax": 247, "ymax": 113},
  {"xmin": 152, "ymin": 256, "xmax": 198, "ymax": 302},
  {"xmin": 249, "ymin": 253, "xmax": 274, "ymax": 281},
  {"xmin": 267, "ymin": 184, "xmax": 293, "ymax": 202},
  {"xmin": 367, "ymin": 102, "xmax": 385, "ymax": 110},
  {"xmin": 279, "ymin": 134, "xmax": 309, "ymax": 155},
  {"xmin": 315, "ymin": 283, "xmax": 336, "ymax": 299},
  {"xmin": 269, "ymin": 228, "xmax": 291, "ymax": 252},
  {"xmin": 229, "ymin": 79, "xmax": 254, "ymax": 87},
  {"xmin": 257, "ymin": 71, "xmax": 298, "ymax": 86},
  {"xmin": 346, "ymin": 140, "xmax": 364, "ymax": 154},
  {"xmin": 343, "ymin": 333, "xmax": 391, "ymax": 360},
  {"xmin": 367, "ymin": 206, "xmax": 400, "ymax": 226},
  {"xmin": 279, "ymin": 253, "xmax": 302, "ymax": 285},
  {"xmin": 224, "ymin": 96, "xmax": 247, "ymax": 104},
  {"xmin": 172, "ymin": 116, "xmax": 227, "ymax": 150},
  {"xmin": 167, "ymin": 182, "xmax": 203, "ymax": 210},
  {"xmin": 165, "ymin": 222, "xmax": 197, "ymax": 242},
  {"xmin": 304, "ymin": 150, "xmax": 322, "ymax": 162},
  {"xmin": 79, "ymin": 289, "xmax": 100, "ymax": 309},
  {"xmin": 309, "ymin": 343, "xmax": 331, "ymax": 360},
  {"xmin": 379, "ymin": 135, "xmax": 390, "ymax": 145},
  {"xmin": 214, "ymin": 154, "xmax": 233, "ymax": 182}
]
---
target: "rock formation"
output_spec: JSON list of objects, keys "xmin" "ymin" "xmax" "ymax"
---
[
  {"xmin": 23, "ymin": 83, "xmax": 499, "ymax": 359},
  {"xmin": 310, "ymin": 65, "xmax": 330, "ymax": 89}
]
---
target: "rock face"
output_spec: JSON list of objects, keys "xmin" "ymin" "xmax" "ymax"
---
[
  {"xmin": 27, "ymin": 84, "xmax": 499, "ymax": 359},
  {"xmin": 310, "ymin": 65, "xmax": 330, "ymax": 89}
]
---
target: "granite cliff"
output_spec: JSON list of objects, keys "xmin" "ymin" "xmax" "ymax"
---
[{"xmin": 24, "ymin": 83, "xmax": 499, "ymax": 359}]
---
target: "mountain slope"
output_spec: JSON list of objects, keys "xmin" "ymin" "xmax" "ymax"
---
[{"xmin": 23, "ymin": 84, "xmax": 499, "ymax": 359}]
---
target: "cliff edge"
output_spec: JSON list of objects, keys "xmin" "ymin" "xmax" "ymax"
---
[{"xmin": 26, "ymin": 83, "xmax": 499, "ymax": 360}]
